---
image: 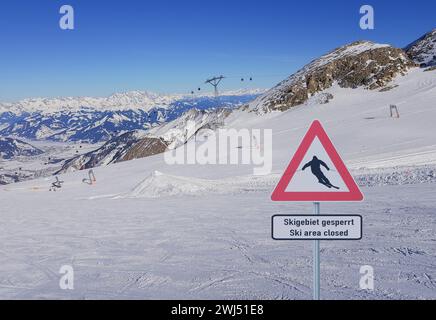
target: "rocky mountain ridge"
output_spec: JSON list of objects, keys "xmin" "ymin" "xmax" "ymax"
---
[
  {"xmin": 405, "ymin": 29, "xmax": 436, "ymax": 67},
  {"xmin": 247, "ymin": 41, "xmax": 416, "ymax": 113}
]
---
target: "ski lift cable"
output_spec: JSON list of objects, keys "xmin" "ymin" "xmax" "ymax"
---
[
  {"xmin": 225, "ymin": 74, "xmax": 289, "ymax": 79},
  {"xmin": 189, "ymin": 79, "xmax": 211, "ymax": 94},
  {"xmin": 188, "ymin": 73, "xmax": 290, "ymax": 95}
]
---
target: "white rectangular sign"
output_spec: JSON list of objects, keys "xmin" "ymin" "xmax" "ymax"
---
[{"xmin": 272, "ymin": 215, "xmax": 362, "ymax": 240}]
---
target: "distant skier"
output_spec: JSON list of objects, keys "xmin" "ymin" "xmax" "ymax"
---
[
  {"xmin": 302, "ymin": 156, "xmax": 339, "ymax": 189},
  {"xmin": 82, "ymin": 169, "xmax": 97, "ymax": 185},
  {"xmin": 50, "ymin": 176, "xmax": 64, "ymax": 191}
]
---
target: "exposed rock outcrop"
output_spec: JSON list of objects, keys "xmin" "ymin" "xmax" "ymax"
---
[
  {"xmin": 121, "ymin": 137, "xmax": 168, "ymax": 162},
  {"xmin": 248, "ymin": 41, "xmax": 415, "ymax": 113}
]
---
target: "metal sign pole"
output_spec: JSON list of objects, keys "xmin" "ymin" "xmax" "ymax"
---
[{"xmin": 313, "ymin": 202, "xmax": 320, "ymax": 300}]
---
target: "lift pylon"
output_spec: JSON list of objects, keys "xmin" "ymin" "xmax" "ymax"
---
[{"xmin": 205, "ymin": 75, "xmax": 225, "ymax": 97}]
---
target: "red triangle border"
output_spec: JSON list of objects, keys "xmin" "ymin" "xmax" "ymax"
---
[{"xmin": 271, "ymin": 120, "xmax": 364, "ymax": 202}]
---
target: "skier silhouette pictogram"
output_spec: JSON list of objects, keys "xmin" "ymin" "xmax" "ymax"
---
[{"xmin": 302, "ymin": 156, "xmax": 340, "ymax": 189}]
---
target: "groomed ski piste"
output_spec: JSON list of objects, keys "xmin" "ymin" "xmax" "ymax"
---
[{"xmin": 0, "ymin": 69, "xmax": 435, "ymax": 299}]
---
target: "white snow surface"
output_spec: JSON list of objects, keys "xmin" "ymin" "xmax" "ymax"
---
[
  {"xmin": 0, "ymin": 68, "xmax": 435, "ymax": 299},
  {"xmin": 121, "ymin": 171, "xmax": 222, "ymax": 198}
]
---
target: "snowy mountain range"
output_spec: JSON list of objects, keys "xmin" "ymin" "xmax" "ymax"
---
[
  {"xmin": 0, "ymin": 91, "xmax": 180, "ymax": 114},
  {"xmin": 0, "ymin": 89, "xmax": 266, "ymax": 114},
  {"xmin": 0, "ymin": 90, "xmax": 263, "ymax": 143}
]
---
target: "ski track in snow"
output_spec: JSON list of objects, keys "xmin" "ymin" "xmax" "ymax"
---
[{"xmin": 0, "ymin": 184, "xmax": 435, "ymax": 299}]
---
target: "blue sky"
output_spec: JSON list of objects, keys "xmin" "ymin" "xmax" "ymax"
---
[{"xmin": 0, "ymin": 0, "xmax": 435, "ymax": 101}]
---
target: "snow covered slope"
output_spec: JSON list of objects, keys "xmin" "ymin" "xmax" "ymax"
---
[{"xmin": 234, "ymin": 68, "xmax": 436, "ymax": 172}]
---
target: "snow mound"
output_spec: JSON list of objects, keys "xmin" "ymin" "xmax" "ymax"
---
[
  {"xmin": 117, "ymin": 171, "xmax": 280, "ymax": 199},
  {"xmin": 122, "ymin": 171, "xmax": 224, "ymax": 198},
  {"xmin": 120, "ymin": 165, "xmax": 436, "ymax": 199}
]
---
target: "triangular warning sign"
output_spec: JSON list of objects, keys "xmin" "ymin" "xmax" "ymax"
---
[{"xmin": 271, "ymin": 120, "xmax": 363, "ymax": 202}]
